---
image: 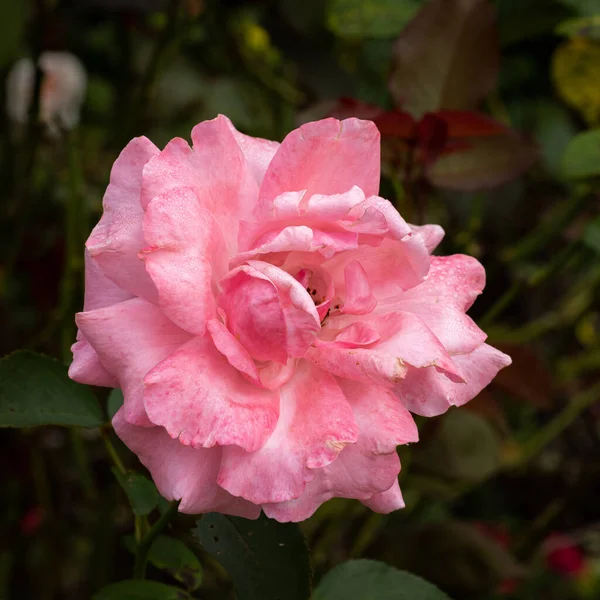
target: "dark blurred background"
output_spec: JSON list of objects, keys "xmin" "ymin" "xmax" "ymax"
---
[{"xmin": 1, "ymin": 0, "xmax": 600, "ymax": 598}]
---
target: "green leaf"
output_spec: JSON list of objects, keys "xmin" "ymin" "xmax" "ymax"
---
[
  {"xmin": 92, "ymin": 580, "xmax": 191, "ymax": 600},
  {"xmin": 389, "ymin": 0, "xmax": 499, "ymax": 115},
  {"xmin": 193, "ymin": 513, "xmax": 311, "ymax": 600},
  {"xmin": 0, "ymin": 351, "xmax": 104, "ymax": 428},
  {"xmin": 107, "ymin": 388, "xmax": 124, "ymax": 420},
  {"xmin": 558, "ymin": 0, "xmax": 600, "ymax": 17},
  {"xmin": 112, "ymin": 468, "xmax": 160, "ymax": 516},
  {"xmin": 583, "ymin": 216, "xmax": 600, "ymax": 253},
  {"xmin": 327, "ymin": 0, "xmax": 425, "ymax": 39},
  {"xmin": 313, "ymin": 559, "xmax": 452, "ymax": 600},
  {"xmin": 562, "ymin": 129, "xmax": 600, "ymax": 179},
  {"xmin": 124, "ymin": 536, "xmax": 203, "ymax": 591},
  {"xmin": 413, "ymin": 410, "xmax": 501, "ymax": 481}
]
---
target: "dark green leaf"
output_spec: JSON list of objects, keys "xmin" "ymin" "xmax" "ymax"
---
[
  {"xmin": 112, "ymin": 468, "xmax": 160, "ymax": 516},
  {"xmin": 0, "ymin": 351, "xmax": 104, "ymax": 428},
  {"xmin": 107, "ymin": 388, "xmax": 124, "ymax": 420},
  {"xmin": 0, "ymin": 1, "xmax": 28, "ymax": 67},
  {"xmin": 389, "ymin": 0, "xmax": 498, "ymax": 115},
  {"xmin": 562, "ymin": 129, "xmax": 600, "ymax": 179},
  {"xmin": 193, "ymin": 513, "xmax": 311, "ymax": 600},
  {"xmin": 92, "ymin": 580, "xmax": 191, "ymax": 600},
  {"xmin": 327, "ymin": 0, "xmax": 425, "ymax": 39},
  {"xmin": 124, "ymin": 536, "xmax": 203, "ymax": 591},
  {"xmin": 313, "ymin": 559, "xmax": 452, "ymax": 600}
]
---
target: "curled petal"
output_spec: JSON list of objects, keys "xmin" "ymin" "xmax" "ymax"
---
[
  {"xmin": 395, "ymin": 343, "xmax": 512, "ymax": 416},
  {"xmin": 410, "ymin": 223, "xmax": 445, "ymax": 253},
  {"xmin": 342, "ymin": 260, "xmax": 377, "ymax": 315},
  {"xmin": 113, "ymin": 408, "xmax": 260, "ymax": 518},
  {"xmin": 143, "ymin": 335, "xmax": 280, "ymax": 452},
  {"xmin": 362, "ymin": 479, "xmax": 405, "ymax": 513}
]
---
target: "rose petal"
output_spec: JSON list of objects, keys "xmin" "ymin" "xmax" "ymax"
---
[
  {"xmin": 76, "ymin": 298, "xmax": 192, "ymax": 426},
  {"xmin": 260, "ymin": 118, "xmax": 380, "ymax": 205},
  {"xmin": 86, "ymin": 136, "xmax": 160, "ymax": 302},
  {"xmin": 143, "ymin": 335, "xmax": 280, "ymax": 452},
  {"xmin": 395, "ymin": 343, "xmax": 512, "ymax": 416},
  {"xmin": 113, "ymin": 408, "xmax": 260, "ymax": 518},
  {"xmin": 342, "ymin": 260, "xmax": 377, "ymax": 315},
  {"xmin": 218, "ymin": 361, "xmax": 359, "ymax": 504}
]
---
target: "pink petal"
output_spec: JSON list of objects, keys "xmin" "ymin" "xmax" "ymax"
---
[
  {"xmin": 259, "ymin": 118, "xmax": 380, "ymax": 205},
  {"xmin": 219, "ymin": 261, "xmax": 320, "ymax": 363},
  {"xmin": 402, "ymin": 254, "xmax": 486, "ymax": 312},
  {"xmin": 86, "ymin": 136, "xmax": 160, "ymax": 302},
  {"xmin": 342, "ymin": 260, "xmax": 377, "ymax": 315},
  {"xmin": 207, "ymin": 318, "xmax": 259, "ymax": 384},
  {"xmin": 332, "ymin": 322, "xmax": 381, "ymax": 348},
  {"xmin": 362, "ymin": 479, "xmax": 405, "ymax": 513},
  {"xmin": 76, "ymin": 298, "xmax": 192, "ymax": 426},
  {"xmin": 69, "ymin": 250, "xmax": 132, "ymax": 387},
  {"xmin": 141, "ymin": 187, "xmax": 226, "ymax": 336},
  {"xmin": 69, "ymin": 333, "xmax": 117, "ymax": 387},
  {"xmin": 263, "ymin": 381, "xmax": 415, "ymax": 522},
  {"xmin": 410, "ymin": 223, "xmax": 445, "ymax": 253},
  {"xmin": 141, "ymin": 115, "xmax": 259, "ymax": 253},
  {"xmin": 357, "ymin": 195, "xmax": 412, "ymax": 240},
  {"xmin": 394, "ymin": 343, "xmax": 512, "ymax": 416},
  {"xmin": 143, "ymin": 335, "xmax": 280, "ymax": 452},
  {"xmin": 309, "ymin": 312, "xmax": 460, "ymax": 387},
  {"xmin": 324, "ymin": 236, "xmax": 430, "ymax": 302},
  {"xmin": 113, "ymin": 409, "xmax": 260, "ymax": 518},
  {"xmin": 222, "ymin": 115, "xmax": 279, "ymax": 186},
  {"xmin": 217, "ymin": 361, "xmax": 359, "ymax": 504}
]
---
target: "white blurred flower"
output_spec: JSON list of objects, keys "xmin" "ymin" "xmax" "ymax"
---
[{"xmin": 6, "ymin": 52, "xmax": 87, "ymax": 135}]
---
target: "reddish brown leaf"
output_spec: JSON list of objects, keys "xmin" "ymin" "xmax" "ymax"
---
[
  {"xmin": 415, "ymin": 113, "xmax": 449, "ymax": 165},
  {"xmin": 373, "ymin": 109, "xmax": 416, "ymax": 138},
  {"xmin": 326, "ymin": 97, "xmax": 384, "ymax": 121},
  {"xmin": 426, "ymin": 132, "xmax": 538, "ymax": 190},
  {"xmin": 389, "ymin": 0, "xmax": 499, "ymax": 116},
  {"xmin": 492, "ymin": 343, "xmax": 555, "ymax": 410},
  {"xmin": 436, "ymin": 110, "xmax": 510, "ymax": 138}
]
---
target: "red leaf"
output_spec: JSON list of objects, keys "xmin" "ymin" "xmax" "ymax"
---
[
  {"xmin": 389, "ymin": 0, "xmax": 499, "ymax": 116},
  {"xmin": 436, "ymin": 110, "xmax": 510, "ymax": 138},
  {"xmin": 415, "ymin": 113, "xmax": 449, "ymax": 165},
  {"xmin": 373, "ymin": 109, "xmax": 416, "ymax": 138}
]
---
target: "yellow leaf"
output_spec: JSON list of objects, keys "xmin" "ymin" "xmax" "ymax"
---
[{"xmin": 552, "ymin": 37, "xmax": 600, "ymax": 125}]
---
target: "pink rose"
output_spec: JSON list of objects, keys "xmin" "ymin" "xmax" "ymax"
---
[{"xmin": 70, "ymin": 116, "xmax": 510, "ymax": 522}]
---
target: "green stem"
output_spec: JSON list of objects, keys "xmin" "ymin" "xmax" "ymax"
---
[
  {"xmin": 100, "ymin": 427, "xmax": 127, "ymax": 475},
  {"xmin": 133, "ymin": 501, "xmax": 179, "ymax": 579},
  {"xmin": 517, "ymin": 380, "xmax": 600, "ymax": 465}
]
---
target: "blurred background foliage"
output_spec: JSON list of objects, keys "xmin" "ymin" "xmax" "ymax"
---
[{"xmin": 1, "ymin": 0, "xmax": 600, "ymax": 598}]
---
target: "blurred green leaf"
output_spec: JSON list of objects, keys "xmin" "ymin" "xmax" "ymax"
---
[
  {"xmin": 558, "ymin": 0, "xmax": 600, "ymax": 17},
  {"xmin": 583, "ymin": 216, "xmax": 600, "ymax": 252},
  {"xmin": 193, "ymin": 513, "xmax": 311, "ymax": 600},
  {"xmin": 327, "ymin": 0, "xmax": 425, "ymax": 39},
  {"xmin": 427, "ymin": 134, "xmax": 537, "ymax": 190},
  {"xmin": 562, "ymin": 129, "xmax": 600, "ymax": 178},
  {"xmin": 0, "ymin": 1, "xmax": 28, "ymax": 67},
  {"xmin": 107, "ymin": 388, "xmax": 124, "ymax": 420},
  {"xmin": 0, "ymin": 351, "xmax": 104, "ymax": 428},
  {"xmin": 313, "ymin": 559, "xmax": 452, "ymax": 600},
  {"xmin": 381, "ymin": 523, "xmax": 525, "ymax": 596},
  {"xmin": 389, "ymin": 0, "xmax": 499, "ymax": 115},
  {"xmin": 112, "ymin": 468, "xmax": 160, "ymax": 516},
  {"xmin": 92, "ymin": 580, "xmax": 191, "ymax": 599},
  {"xmin": 414, "ymin": 410, "xmax": 501, "ymax": 481},
  {"xmin": 124, "ymin": 535, "xmax": 203, "ymax": 591}
]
